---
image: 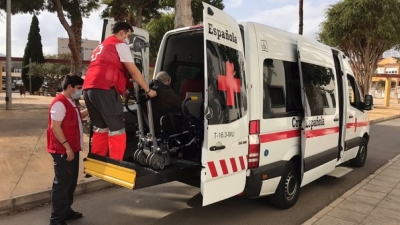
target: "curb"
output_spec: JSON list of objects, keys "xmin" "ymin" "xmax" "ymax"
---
[
  {"xmin": 369, "ymin": 114, "xmax": 400, "ymax": 125},
  {"xmin": 302, "ymin": 152, "xmax": 400, "ymax": 225},
  {"xmin": 0, "ymin": 178, "xmax": 114, "ymax": 215}
]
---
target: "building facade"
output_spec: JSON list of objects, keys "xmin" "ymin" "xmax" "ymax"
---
[
  {"xmin": 57, "ymin": 38, "xmax": 99, "ymax": 61},
  {"xmin": 370, "ymin": 57, "xmax": 400, "ymax": 103},
  {"xmin": 372, "ymin": 57, "xmax": 400, "ymax": 90}
]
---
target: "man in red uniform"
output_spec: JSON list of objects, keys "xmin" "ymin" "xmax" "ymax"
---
[
  {"xmin": 83, "ymin": 21, "xmax": 156, "ymax": 160},
  {"xmin": 47, "ymin": 75, "xmax": 88, "ymax": 225}
]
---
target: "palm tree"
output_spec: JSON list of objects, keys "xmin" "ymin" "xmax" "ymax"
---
[{"xmin": 299, "ymin": 0, "xmax": 303, "ymax": 35}]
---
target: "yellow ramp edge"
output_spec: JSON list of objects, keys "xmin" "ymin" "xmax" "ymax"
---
[{"xmin": 84, "ymin": 157, "xmax": 136, "ymax": 189}]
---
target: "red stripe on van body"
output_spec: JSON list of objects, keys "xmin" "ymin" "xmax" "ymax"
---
[
  {"xmin": 239, "ymin": 156, "xmax": 246, "ymax": 170},
  {"xmin": 259, "ymin": 126, "xmax": 342, "ymax": 143},
  {"xmin": 230, "ymin": 157, "xmax": 238, "ymax": 172},
  {"xmin": 260, "ymin": 130, "xmax": 300, "ymax": 143},
  {"xmin": 258, "ymin": 121, "xmax": 369, "ymax": 144},
  {"xmin": 220, "ymin": 160, "xmax": 229, "ymax": 175},
  {"xmin": 346, "ymin": 121, "xmax": 370, "ymax": 129},
  {"xmin": 305, "ymin": 127, "xmax": 339, "ymax": 138},
  {"xmin": 356, "ymin": 121, "xmax": 370, "ymax": 127},
  {"xmin": 208, "ymin": 162, "xmax": 218, "ymax": 178}
]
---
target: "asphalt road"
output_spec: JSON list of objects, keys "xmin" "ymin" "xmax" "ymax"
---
[{"xmin": 1, "ymin": 119, "xmax": 400, "ymax": 225}]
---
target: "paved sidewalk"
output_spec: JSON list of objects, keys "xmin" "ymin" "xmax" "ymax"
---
[
  {"xmin": 0, "ymin": 93, "xmax": 400, "ymax": 216},
  {"xmin": 0, "ymin": 93, "xmax": 111, "ymax": 214},
  {"xmin": 302, "ymin": 98, "xmax": 400, "ymax": 225},
  {"xmin": 303, "ymin": 153, "xmax": 400, "ymax": 225}
]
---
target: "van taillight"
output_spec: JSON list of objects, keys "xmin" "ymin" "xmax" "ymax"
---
[
  {"xmin": 189, "ymin": 24, "xmax": 204, "ymax": 29},
  {"xmin": 248, "ymin": 120, "xmax": 260, "ymax": 168},
  {"xmin": 249, "ymin": 120, "xmax": 260, "ymax": 134}
]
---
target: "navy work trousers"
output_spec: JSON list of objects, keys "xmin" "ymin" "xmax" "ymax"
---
[{"xmin": 50, "ymin": 152, "xmax": 79, "ymax": 225}]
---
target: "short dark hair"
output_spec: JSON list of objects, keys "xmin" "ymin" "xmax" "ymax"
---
[
  {"xmin": 112, "ymin": 21, "xmax": 133, "ymax": 34},
  {"xmin": 62, "ymin": 74, "xmax": 84, "ymax": 90}
]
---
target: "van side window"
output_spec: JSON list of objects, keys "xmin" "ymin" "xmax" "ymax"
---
[
  {"xmin": 206, "ymin": 40, "xmax": 247, "ymax": 125},
  {"xmin": 347, "ymin": 74, "xmax": 362, "ymax": 110},
  {"xmin": 262, "ymin": 59, "xmax": 302, "ymax": 118},
  {"xmin": 300, "ymin": 62, "xmax": 336, "ymax": 116}
]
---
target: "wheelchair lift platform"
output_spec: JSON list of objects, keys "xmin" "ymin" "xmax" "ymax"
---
[{"xmin": 84, "ymin": 153, "xmax": 202, "ymax": 190}]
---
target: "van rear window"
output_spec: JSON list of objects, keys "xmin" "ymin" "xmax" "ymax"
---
[{"xmin": 206, "ymin": 40, "xmax": 247, "ymax": 125}]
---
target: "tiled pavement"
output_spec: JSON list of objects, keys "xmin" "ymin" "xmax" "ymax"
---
[{"xmin": 303, "ymin": 153, "xmax": 400, "ymax": 225}]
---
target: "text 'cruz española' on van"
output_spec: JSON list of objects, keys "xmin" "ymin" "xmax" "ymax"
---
[
  {"xmin": 208, "ymin": 23, "xmax": 238, "ymax": 44},
  {"xmin": 292, "ymin": 117, "xmax": 325, "ymax": 130}
]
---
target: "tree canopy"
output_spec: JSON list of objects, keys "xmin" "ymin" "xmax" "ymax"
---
[
  {"xmin": 1, "ymin": 0, "xmax": 101, "ymax": 75},
  {"xmin": 191, "ymin": 0, "xmax": 223, "ymax": 25},
  {"xmin": 144, "ymin": 13, "xmax": 174, "ymax": 63},
  {"xmin": 101, "ymin": 0, "xmax": 224, "ymax": 28},
  {"xmin": 49, "ymin": 0, "xmax": 101, "ymax": 75},
  {"xmin": 101, "ymin": 0, "xmax": 161, "ymax": 28},
  {"xmin": 142, "ymin": 0, "xmax": 224, "ymax": 63},
  {"xmin": 29, "ymin": 53, "xmax": 71, "ymax": 96},
  {"xmin": 160, "ymin": 0, "xmax": 224, "ymax": 25},
  {"xmin": 0, "ymin": 0, "xmax": 45, "ymax": 14},
  {"xmin": 2, "ymin": 0, "xmax": 225, "ymax": 71},
  {"xmin": 318, "ymin": 0, "xmax": 400, "ymax": 96}
]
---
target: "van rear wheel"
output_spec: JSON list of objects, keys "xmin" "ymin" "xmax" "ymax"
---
[
  {"xmin": 349, "ymin": 138, "xmax": 368, "ymax": 167},
  {"xmin": 268, "ymin": 161, "xmax": 300, "ymax": 209}
]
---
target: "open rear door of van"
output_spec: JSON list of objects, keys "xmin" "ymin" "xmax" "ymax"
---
[
  {"xmin": 201, "ymin": 2, "xmax": 249, "ymax": 206},
  {"xmin": 297, "ymin": 37, "xmax": 340, "ymax": 186}
]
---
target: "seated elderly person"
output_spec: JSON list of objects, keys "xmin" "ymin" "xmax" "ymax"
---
[
  {"xmin": 149, "ymin": 71, "xmax": 183, "ymax": 115},
  {"xmin": 148, "ymin": 71, "xmax": 192, "ymax": 136}
]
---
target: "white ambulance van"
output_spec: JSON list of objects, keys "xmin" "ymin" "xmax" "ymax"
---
[{"xmin": 84, "ymin": 2, "xmax": 373, "ymax": 209}]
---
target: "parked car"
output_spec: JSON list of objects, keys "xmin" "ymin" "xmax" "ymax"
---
[{"xmin": 2, "ymin": 83, "xmax": 15, "ymax": 91}]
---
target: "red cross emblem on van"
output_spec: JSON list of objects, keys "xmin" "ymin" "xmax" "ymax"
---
[{"xmin": 218, "ymin": 61, "xmax": 241, "ymax": 106}]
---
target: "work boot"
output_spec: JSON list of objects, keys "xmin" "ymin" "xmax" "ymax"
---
[{"xmin": 65, "ymin": 210, "xmax": 83, "ymax": 220}]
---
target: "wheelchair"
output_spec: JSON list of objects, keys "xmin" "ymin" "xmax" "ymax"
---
[{"xmin": 124, "ymin": 88, "xmax": 203, "ymax": 170}]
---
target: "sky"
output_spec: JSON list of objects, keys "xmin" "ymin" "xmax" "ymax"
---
[{"xmin": 0, "ymin": 0, "xmax": 395, "ymax": 58}]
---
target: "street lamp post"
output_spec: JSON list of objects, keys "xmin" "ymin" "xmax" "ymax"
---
[{"xmin": 5, "ymin": 0, "xmax": 12, "ymax": 110}]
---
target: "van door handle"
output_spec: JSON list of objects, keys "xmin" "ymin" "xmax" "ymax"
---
[
  {"xmin": 210, "ymin": 145, "xmax": 226, "ymax": 151},
  {"xmin": 349, "ymin": 115, "xmax": 354, "ymax": 118},
  {"xmin": 334, "ymin": 118, "xmax": 339, "ymax": 122}
]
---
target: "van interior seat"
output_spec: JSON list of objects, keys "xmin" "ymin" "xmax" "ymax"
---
[{"xmin": 181, "ymin": 78, "xmax": 204, "ymax": 101}]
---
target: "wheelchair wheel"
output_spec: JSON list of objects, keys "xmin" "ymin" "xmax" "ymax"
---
[
  {"xmin": 146, "ymin": 152, "xmax": 154, "ymax": 167},
  {"xmin": 147, "ymin": 153, "xmax": 165, "ymax": 170},
  {"xmin": 133, "ymin": 149, "xmax": 140, "ymax": 163},
  {"xmin": 134, "ymin": 149, "xmax": 147, "ymax": 166}
]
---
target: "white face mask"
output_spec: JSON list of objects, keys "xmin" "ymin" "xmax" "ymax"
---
[
  {"xmin": 124, "ymin": 37, "xmax": 130, "ymax": 45},
  {"xmin": 72, "ymin": 89, "xmax": 82, "ymax": 100}
]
